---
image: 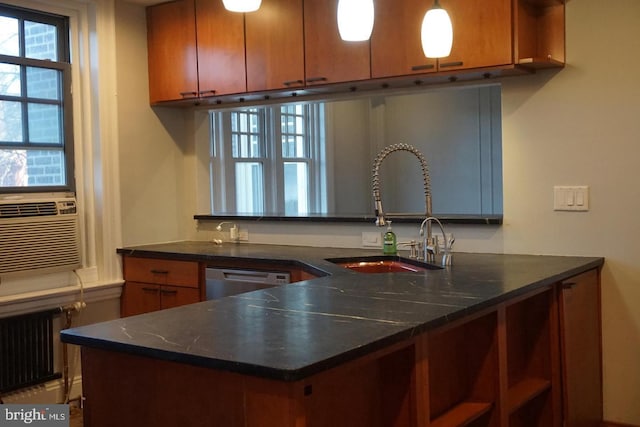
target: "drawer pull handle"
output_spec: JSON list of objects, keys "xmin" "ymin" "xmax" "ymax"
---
[
  {"xmin": 150, "ymin": 269, "xmax": 169, "ymax": 275},
  {"xmin": 411, "ymin": 64, "xmax": 435, "ymax": 71},
  {"xmin": 562, "ymin": 282, "xmax": 576, "ymax": 289},
  {"xmin": 160, "ymin": 289, "xmax": 178, "ymax": 295},
  {"xmin": 198, "ymin": 89, "xmax": 216, "ymax": 96},
  {"xmin": 179, "ymin": 91, "xmax": 198, "ymax": 98},
  {"xmin": 306, "ymin": 76, "xmax": 327, "ymax": 84},
  {"xmin": 142, "ymin": 287, "xmax": 159, "ymax": 293},
  {"xmin": 283, "ymin": 79, "xmax": 304, "ymax": 86},
  {"xmin": 439, "ymin": 61, "xmax": 464, "ymax": 68}
]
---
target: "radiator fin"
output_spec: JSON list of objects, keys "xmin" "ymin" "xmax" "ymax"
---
[{"xmin": 0, "ymin": 309, "xmax": 61, "ymax": 393}]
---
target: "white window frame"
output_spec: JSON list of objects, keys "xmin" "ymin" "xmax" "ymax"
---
[
  {"xmin": 0, "ymin": 0, "xmax": 124, "ymax": 311},
  {"xmin": 209, "ymin": 102, "xmax": 327, "ymax": 216}
]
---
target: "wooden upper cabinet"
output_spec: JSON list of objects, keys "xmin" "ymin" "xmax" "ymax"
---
[
  {"xmin": 195, "ymin": 0, "xmax": 246, "ymax": 96},
  {"xmin": 146, "ymin": 0, "xmax": 198, "ymax": 104},
  {"xmin": 245, "ymin": 0, "xmax": 305, "ymax": 92},
  {"xmin": 303, "ymin": 0, "xmax": 370, "ymax": 85},
  {"xmin": 371, "ymin": 0, "xmax": 437, "ymax": 78},
  {"xmin": 438, "ymin": 0, "xmax": 512, "ymax": 71}
]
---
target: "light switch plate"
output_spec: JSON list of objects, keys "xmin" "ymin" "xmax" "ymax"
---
[{"xmin": 554, "ymin": 186, "xmax": 589, "ymax": 211}]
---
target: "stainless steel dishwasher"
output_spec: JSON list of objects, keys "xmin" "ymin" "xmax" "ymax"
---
[{"xmin": 205, "ymin": 267, "xmax": 291, "ymax": 300}]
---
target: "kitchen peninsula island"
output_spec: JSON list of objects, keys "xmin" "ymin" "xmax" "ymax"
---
[{"xmin": 61, "ymin": 242, "xmax": 604, "ymax": 427}]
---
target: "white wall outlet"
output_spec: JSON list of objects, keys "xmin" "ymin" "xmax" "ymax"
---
[
  {"xmin": 238, "ymin": 230, "xmax": 249, "ymax": 241},
  {"xmin": 362, "ymin": 231, "xmax": 382, "ymax": 248},
  {"xmin": 554, "ymin": 185, "xmax": 589, "ymax": 211}
]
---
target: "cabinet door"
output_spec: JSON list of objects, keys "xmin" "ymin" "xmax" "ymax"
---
[
  {"xmin": 160, "ymin": 286, "xmax": 201, "ymax": 310},
  {"xmin": 303, "ymin": 0, "xmax": 370, "ymax": 85},
  {"xmin": 245, "ymin": 0, "xmax": 305, "ymax": 92},
  {"xmin": 559, "ymin": 269, "xmax": 603, "ymax": 427},
  {"xmin": 438, "ymin": 0, "xmax": 512, "ymax": 71},
  {"xmin": 146, "ymin": 0, "xmax": 198, "ymax": 103},
  {"xmin": 195, "ymin": 0, "xmax": 246, "ymax": 96},
  {"xmin": 121, "ymin": 282, "xmax": 161, "ymax": 317},
  {"xmin": 371, "ymin": 0, "xmax": 437, "ymax": 78}
]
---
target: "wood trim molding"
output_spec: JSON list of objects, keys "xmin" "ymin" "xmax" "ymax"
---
[{"xmin": 602, "ymin": 421, "xmax": 640, "ymax": 427}]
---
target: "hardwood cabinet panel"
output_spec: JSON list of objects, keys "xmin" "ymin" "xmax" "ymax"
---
[
  {"xmin": 124, "ymin": 257, "xmax": 199, "ymax": 287},
  {"xmin": 195, "ymin": 0, "xmax": 246, "ymax": 96},
  {"xmin": 516, "ymin": 0, "xmax": 565, "ymax": 68},
  {"xmin": 146, "ymin": 0, "xmax": 198, "ymax": 103},
  {"xmin": 559, "ymin": 269, "xmax": 603, "ymax": 427},
  {"xmin": 121, "ymin": 282, "xmax": 161, "ymax": 316},
  {"xmin": 303, "ymin": 0, "xmax": 370, "ymax": 85},
  {"xmin": 159, "ymin": 286, "xmax": 201, "ymax": 310},
  {"xmin": 371, "ymin": 0, "xmax": 437, "ymax": 78},
  {"xmin": 121, "ymin": 282, "xmax": 201, "ymax": 317},
  {"xmin": 428, "ymin": 312, "xmax": 499, "ymax": 426},
  {"xmin": 438, "ymin": 0, "xmax": 512, "ymax": 71},
  {"xmin": 245, "ymin": 0, "xmax": 305, "ymax": 92},
  {"xmin": 504, "ymin": 288, "xmax": 562, "ymax": 426}
]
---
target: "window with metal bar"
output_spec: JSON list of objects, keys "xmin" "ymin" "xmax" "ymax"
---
[{"xmin": 0, "ymin": 4, "xmax": 74, "ymax": 193}]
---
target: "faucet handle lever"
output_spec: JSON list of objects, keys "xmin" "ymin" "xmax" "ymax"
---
[{"xmin": 397, "ymin": 240, "xmax": 419, "ymax": 259}]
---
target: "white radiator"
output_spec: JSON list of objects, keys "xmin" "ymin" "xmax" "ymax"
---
[{"xmin": 0, "ymin": 198, "xmax": 81, "ymax": 276}]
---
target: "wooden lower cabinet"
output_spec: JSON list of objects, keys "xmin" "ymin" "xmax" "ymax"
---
[
  {"xmin": 101, "ymin": 268, "xmax": 601, "ymax": 426},
  {"xmin": 121, "ymin": 257, "xmax": 202, "ymax": 317},
  {"xmin": 121, "ymin": 255, "xmax": 323, "ymax": 316},
  {"xmin": 559, "ymin": 269, "xmax": 603, "ymax": 427},
  {"xmin": 121, "ymin": 282, "xmax": 201, "ymax": 316}
]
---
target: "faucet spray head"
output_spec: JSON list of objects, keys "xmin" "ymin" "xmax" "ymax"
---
[{"xmin": 375, "ymin": 201, "xmax": 386, "ymax": 227}]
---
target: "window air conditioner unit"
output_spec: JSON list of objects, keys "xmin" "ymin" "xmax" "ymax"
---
[{"xmin": 0, "ymin": 197, "xmax": 81, "ymax": 276}]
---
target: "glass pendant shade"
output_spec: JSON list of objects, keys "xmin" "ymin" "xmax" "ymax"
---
[
  {"xmin": 337, "ymin": 0, "xmax": 375, "ymax": 41},
  {"xmin": 421, "ymin": 1, "xmax": 453, "ymax": 58},
  {"xmin": 222, "ymin": 0, "xmax": 262, "ymax": 13}
]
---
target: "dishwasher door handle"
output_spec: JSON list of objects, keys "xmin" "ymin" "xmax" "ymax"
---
[
  {"xmin": 206, "ymin": 268, "xmax": 291, "ymax": 285},
  {"xmin": 223, "ymin": 271, "xmax": 272, "ymax": 283}
]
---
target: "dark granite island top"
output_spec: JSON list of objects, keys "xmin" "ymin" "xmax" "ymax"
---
[{"xmin": 61, "ymin": 242, "xmax": 604, "ymax": 382}]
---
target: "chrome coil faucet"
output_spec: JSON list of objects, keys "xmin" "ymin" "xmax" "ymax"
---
[
  {"xmin": 372, "ymin": 143, "xmax": 452, "ymax": 265},
  {"xmin": 372, "ymin": 143, "xmax": 432, "ymax": 227}
]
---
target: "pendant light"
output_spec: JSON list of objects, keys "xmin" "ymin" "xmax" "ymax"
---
[
  {"xmin": 421, "ymin": 0, "xmax": 453, "ymax": 58},
  {"xmin": 337, "ymin": 0, "xmax": 375, "ymax": 42},
  {"xmin": 222, "ymin": 0, "xmax": 262, "ymax": 13}
]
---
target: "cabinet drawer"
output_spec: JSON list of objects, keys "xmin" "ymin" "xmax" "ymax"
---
[{"xmin": 124, "ymin": 257, "xmax": 199, "ymax": 288}]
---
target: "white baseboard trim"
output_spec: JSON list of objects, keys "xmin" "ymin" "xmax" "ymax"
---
[{"xmin": 0, "ymin": 279, "xmax": 123, "ymax": 318}]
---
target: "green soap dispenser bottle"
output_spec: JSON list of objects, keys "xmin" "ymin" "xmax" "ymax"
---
[{"xmin": 383, "ymin": 221, "xmax": 397, "ymax": 255}]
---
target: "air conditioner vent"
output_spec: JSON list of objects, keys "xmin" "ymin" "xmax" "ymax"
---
[
  {"xmin": 0, "ymin": 202, "xmax": 59, "ymax": 219},
  {"xmin": 0, "ymin": 198, "xmax": 80, "ymax": 276}
]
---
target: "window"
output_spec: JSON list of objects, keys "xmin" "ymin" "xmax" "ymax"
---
[
  {"xmin": 0, "ymin": 4, "xmax": 73, "ymax": 193},
  {"xmin": 210, "ymin": 103, "xmax": 326, "ymax": 216}
]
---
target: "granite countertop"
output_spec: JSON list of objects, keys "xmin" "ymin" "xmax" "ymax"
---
[{"xmin": 61, "ymin": 241, "xmax": 603, "ymax": 381}]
